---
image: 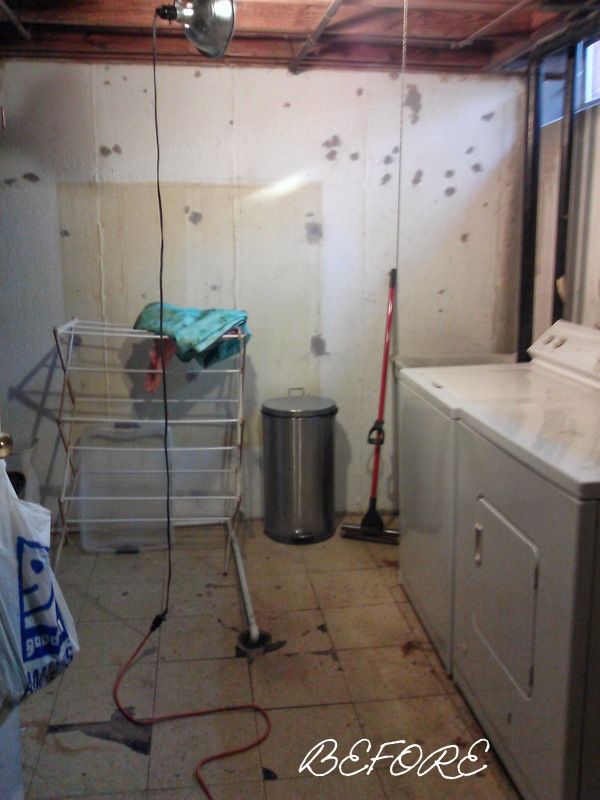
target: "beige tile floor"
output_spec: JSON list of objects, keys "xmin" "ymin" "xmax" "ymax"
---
[{"xmin": 20, "ymin": 519, "xmax": 521, "ymax": 800}]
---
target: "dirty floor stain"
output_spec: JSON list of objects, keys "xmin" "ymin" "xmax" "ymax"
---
[{"xmin": 47, "ymin": 708, "xmax": 152, "ymax": 756}]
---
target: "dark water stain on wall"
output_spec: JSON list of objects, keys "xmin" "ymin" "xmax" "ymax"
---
[
  {"xmin": 384, "ymin": 155, "xmax": 394, "ymax": 165},
  {"xmin": 393, "ymin": 146, "xmax": 400, "ymax": 154},
  {"xmin": 350, "ymin": 152, "xmax": 360, "ymax": 161},
  {"xmin": 305, "ymin": 221, "xmax": 323, "ymax": 244},
  {"xmin": 465, "ymin": 145, "xmax": 475, "ymax": 154},
  {"xmin": 210, "ymin": 284, "xmax": 219, "ymax": 291},
  {"xmin": 4, "ymin": 178, "xmax": 17, "ymax": 186},
  {"xmin": 22, "ymin": 173, "xmax": 40, "ymax": 182},
  {"xmin": 322, "ymin": 135, "xmax": 341, "ymax": 149},
  {"xmin": 311, "ymin": 335, "xmax": 328, "ymax": 356},
  {"xmin": 99, "ymin": 146, "xmax": 112, "ymax": 157},
  {"xmin": 461, "ymin": 233, "xmax": 469, "ymax": 243},
  {"xmin": 143, "ymin": 89, "xmax": 148, "ymax": 94},
  {"xmin": 184, "ymin": 205, "xmax": 190, "ymax": 214},
  {"xmin": 61, "ymin": 229, "xmax": 70, "ymax": 238},
  {"xmin": 403, "ymin": 84, "xmax": 422, "ymax": 124},
  {"xmin": 284, "ymin": 102, "xmax": 291, "ymax": 108},
  {"xmin": 103, "ymin": 80, "xmax": 111, "ymax": 86},
  {"xmin": 47, "ymin": 709, "xmax": 152, "ymax": 756},
  {"xmin": 326, "ymin": 150, "xmax": 337, "ymax": 161},
  {"xmin": 194, "ymin": 70, "xmax": 202, "ymax": 78},
  {"xmin": 356, "ymin": 88, "xmax": 364, "ymax": 96},
  {"xmin": 380, "ymin": 173, "xmax": 392, "ymax": 186},
  {"xmin": 112, "ymin": 145, "xmax": 122, "ymax": 155},
  {"xmin": 412, "ymin": 169, "xmax": 423, "ymax": 187},
  {"xmin": 389, "ymin": 71, "xmax": 400, "ymax": 81},
  {"xmin": 438, "ymin": 289, "xmax": 445, "ymax": 295},
  {"xmin": 122, "ymin": 75, "xmax": 128, "ymax": 82},
  {"xmin": 445, "ymin": 169, "xmax": 454, "ymax": 178},
  {"xmin": 305, "ymin": 211, "xmax": 314, "ymax": 218},
  {"xmin": 471, "ymin": 163, "xmax": 483, "ymax": 173},
  {"xmin": 444, "ymin": 186, "xmax": 456, "ymax": 197},
  {"xmin": 481, "ymin": 112, "xmax": 494, "ymax": 122}
]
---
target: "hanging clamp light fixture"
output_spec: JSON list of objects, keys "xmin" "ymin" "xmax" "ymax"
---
[{"xmin": 156, "ymin": 0, "xmax": 235, "ymax": 58}]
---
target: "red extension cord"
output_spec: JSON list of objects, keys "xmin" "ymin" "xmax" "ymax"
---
[{"xmin": 113, "ymin": 620, "xmax": 271, "ymax": 799}]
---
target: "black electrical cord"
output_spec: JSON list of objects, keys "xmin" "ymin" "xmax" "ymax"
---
[{"xmin": 152, "ymin": 14, "xmax": 173, "ymax": 622}]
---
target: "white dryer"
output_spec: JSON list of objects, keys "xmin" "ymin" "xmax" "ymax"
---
[
  {"xmin": 453, "ymin": 347, "xmax": 600, "ymax": 800},
  {"xmin": 397, "ymin": 321, "xmax": 589, "ymax": 670}
]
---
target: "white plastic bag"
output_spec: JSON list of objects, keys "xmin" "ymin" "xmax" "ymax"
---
[{"xmin": 0, "ymin": 459, "xmax": 79, "ymax": 707}]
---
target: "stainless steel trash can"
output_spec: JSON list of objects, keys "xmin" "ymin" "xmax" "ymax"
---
[{"xmin": 262, "ymin": 389, "xmax": 338, "ymax": 544}]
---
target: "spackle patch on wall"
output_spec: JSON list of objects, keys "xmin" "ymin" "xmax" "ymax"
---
[
  {"xmin": 306, "ymin": 221, "xmax": 323, "ymax": 244},
  {"xmin": 322, "ymin": 135, "xmax": 341, "ymax": 149},
  {"xmin": 311, "ymin": 335, "xmax": 328, "ymax": 356},
  {"xmin": 403, "ymin": 84, "xmax": 422, "ymax": 124},
  {"xmin": 188, "ymin": 210, "xmax": 203, "ymax": 225}
]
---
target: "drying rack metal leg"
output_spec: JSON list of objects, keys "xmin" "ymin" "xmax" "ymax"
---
[{"xmin": 227, "ymin": 520, "xmax": 260, "ymax": 645}]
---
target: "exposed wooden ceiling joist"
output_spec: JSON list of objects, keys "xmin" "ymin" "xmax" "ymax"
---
[{"xmin": 0, "ymin": 0, "xmax": 597, "ymax": 73}]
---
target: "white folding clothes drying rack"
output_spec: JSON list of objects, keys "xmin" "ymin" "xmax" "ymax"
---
[{"xmin": 53, "ymin": 318, "xmax": 260, "ymax": 644}]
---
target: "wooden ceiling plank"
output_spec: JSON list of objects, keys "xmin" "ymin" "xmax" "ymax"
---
[
  {"xmin": 489, "ymin": 6, "xmax": 600, "ymax": 69},
  {"xmin": 0, "ymin": 24, "xmax": 494, "ymax": 70}
]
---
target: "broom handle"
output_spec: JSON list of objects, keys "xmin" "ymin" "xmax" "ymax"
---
[{"xmin": 370, "ymin": 268, "xmax": 397, "ymax": 500}]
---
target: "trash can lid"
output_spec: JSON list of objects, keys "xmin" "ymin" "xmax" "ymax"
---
[{"xmin": 261, "ymin": 394, "xmax": 338, "ymax": 418}]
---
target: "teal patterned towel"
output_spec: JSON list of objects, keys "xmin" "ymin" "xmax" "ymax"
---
[{"xmin": 134, "ymin": 302, "xmax": 250, "ymax": 368}]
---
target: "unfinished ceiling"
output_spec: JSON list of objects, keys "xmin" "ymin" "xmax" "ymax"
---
[{"xmin": 0, "ymin": 0, "xmax": 599, "ymax": 73}]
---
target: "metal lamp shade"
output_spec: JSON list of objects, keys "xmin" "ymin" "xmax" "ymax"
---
[{"xmin": 174, "ymin": 0, "xmax": 235, "ymax": 58}]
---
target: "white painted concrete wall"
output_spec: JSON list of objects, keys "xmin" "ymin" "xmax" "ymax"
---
[{"xmin": 0, "ymin": 61, "xmax": 525, "ymax": 519}]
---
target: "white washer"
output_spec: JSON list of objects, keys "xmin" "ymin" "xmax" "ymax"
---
[{"xmin": 397, "ymin": 321, "xmax": 591, "ymax": 670}]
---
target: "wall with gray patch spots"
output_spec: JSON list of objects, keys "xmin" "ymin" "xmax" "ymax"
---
[{"xmin": 0, "ymin": 61, "xmax": 526, "ymax": 517}]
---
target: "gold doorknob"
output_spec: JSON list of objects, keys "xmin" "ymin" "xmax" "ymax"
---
[{"xmin": 0, "ymin": 432, "xmax": 13, "ymax": 459}]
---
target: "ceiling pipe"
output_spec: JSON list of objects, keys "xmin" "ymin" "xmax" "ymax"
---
[
  {"xmin": 0, "ymin": 0, "xmax": 31, "ymax": 40},
  {"xmin": 289, "ymin": 0, "xmax": 346, "ymax": 73},
  {"xmin": 453, "ymin": 0, "xmax": 538, "ymax": 49}
]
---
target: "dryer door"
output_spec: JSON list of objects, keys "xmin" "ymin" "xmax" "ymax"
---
[{"xmin": 471, "ymin": 496, "xmax": 538, "ymax": 698}]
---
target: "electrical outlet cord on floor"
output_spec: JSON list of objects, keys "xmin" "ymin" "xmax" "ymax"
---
[
  {"xmin": 109, "ymin": 20, "xmax": 272, "ymax": 800},
  {"xmin": 113, "ymin": 625, "xmax": 272, "ymax": 799}
]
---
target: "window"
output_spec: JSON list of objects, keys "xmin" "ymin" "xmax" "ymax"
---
[{"xmin": 576, "ymin": 38, "xmax": 600, "ymax": 110}]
